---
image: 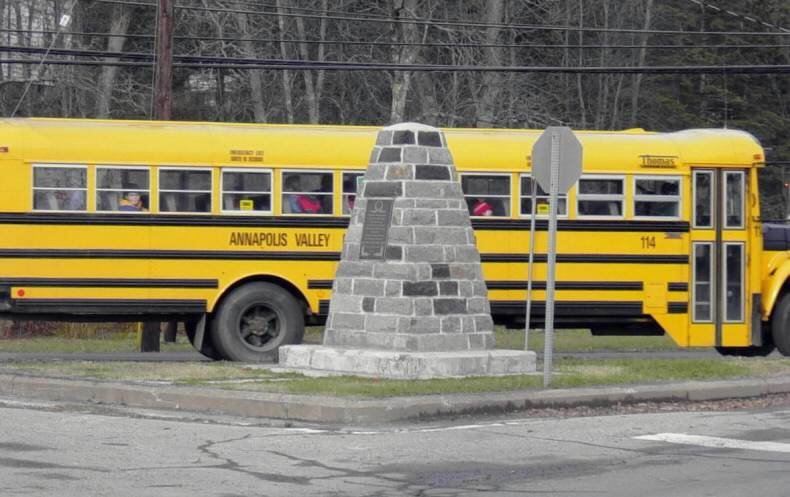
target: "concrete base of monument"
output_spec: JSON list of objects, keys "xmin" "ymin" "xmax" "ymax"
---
[{"xmin": 278, "ymin": 345, "xmax": 537, "ymax": 380}]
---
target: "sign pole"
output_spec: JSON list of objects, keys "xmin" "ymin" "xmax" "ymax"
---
[
  {"xmin": 531, "ymin": 125, "xmax": 582, "ymax": 387},
  {"xmin": 543, "ymin": 130, "xmax": 561, "ymax": 388},
  {"xmin": 524, "ymin": 177, "xmax": 538, "ymax": 352}
]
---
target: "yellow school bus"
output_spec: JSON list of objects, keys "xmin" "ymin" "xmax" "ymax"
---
[{"xmin": 0, "ymin": 118, "xmax": 787, "ymax": 361}]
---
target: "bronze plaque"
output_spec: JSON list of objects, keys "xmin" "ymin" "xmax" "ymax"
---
[{"xmin": 359, "ymin": 198, "xmax": 394, "ymax": 260}]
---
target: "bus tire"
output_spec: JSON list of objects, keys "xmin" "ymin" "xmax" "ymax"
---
[
  {"xmin": 772, "ymin": 292, "xmax": 790, "ymax": 356},
  {"xmin": 715, "ymin": 345, "xmax": 774, "ymax": 357},
  {"xmin": 211, "ymin": 282, "xmax": 304, "ymax": 362},
  {"xmin": 185, "ymin": 319, "xmax": 223, "ymax": 361}
]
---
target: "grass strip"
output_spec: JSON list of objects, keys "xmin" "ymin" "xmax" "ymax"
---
[
  {"xmin": 3, "ymin": 358, "xmax": 789, "ymax": 398},
  {"xmin": 0, "ymin": 328, "xmax": 676, "ymax": 354}
]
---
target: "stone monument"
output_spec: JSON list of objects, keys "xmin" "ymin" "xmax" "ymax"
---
[{"xmin": 279, "ymin": 123, "xmax": 536, "ymax": 379}]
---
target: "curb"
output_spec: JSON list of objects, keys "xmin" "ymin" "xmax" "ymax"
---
[{"xmin": 1, "ymin": 372, "xmax": 789, "ymax": 424}]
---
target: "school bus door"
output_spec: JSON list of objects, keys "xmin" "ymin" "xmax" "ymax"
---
[{"xmin": 689, "ymin": 169, "xmax": 750, "ymax": 348}]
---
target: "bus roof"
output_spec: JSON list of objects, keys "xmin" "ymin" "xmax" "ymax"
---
[{"xmin": 0, "ymin": 118, "xmax": 765, "ymax": 172}]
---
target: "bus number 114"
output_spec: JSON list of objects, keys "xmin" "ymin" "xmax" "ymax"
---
[{"xmin": 640, "ymin": 235, "xmax": 656, "ymax": 250}]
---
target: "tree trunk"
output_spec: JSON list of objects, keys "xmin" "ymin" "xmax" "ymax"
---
[
  {"xmin": 389, "ymin": 0, "xmax": 420, "ymax": 123},
  {"xmin": 276, "ymin": 0, "xmax": 294, "ymax": 123},
  {"xmin": 95, "ymin": 5, "xmax": 131, "ymax": 118},
  {"xmin": 630, "ymin": 0, "xmax": 654, "ymax": 127},
  {"xmin": 594, "ymin": 0, "xmax": 610, "ymax": 129},
  {"xmin": 610, "ymin": 74, "xmax": 625, "ymax": 129},
  {"xmin": 576, "ymin": 0, "xmax": 586, "ymax": 129},
  {"xmin": 236, "ymin": 4, "xmax": 266, "ymax": 122},
  {"xmin": 295, "ymin": 0, "xmax": 327, "ymax": 124},
  {"xmin": 475, "ymin": 0, "xmax": 506, "ymax": 128}
]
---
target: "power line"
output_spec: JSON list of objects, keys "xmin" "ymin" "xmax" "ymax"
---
[
  {"xmin": 684, "ymin": 0, "xmax": 790, "ymax": 33},
  {"xmin": 92, "ymin": 0, "xmax": 790, "ymax": 37},
  {"xmin": 0, "ymin": 28, "xmax": 152, "ymax": 40},
  {"xmin": 3, "ymin": 52, "xmax": 790, "ymax": 74},
  {"xmin": 5, "ymin": 28, "xmax": 790, "ymax": 50},
  {"xmin": 184, "ymin": 0, "xmax": 394, "ymax": 20}
]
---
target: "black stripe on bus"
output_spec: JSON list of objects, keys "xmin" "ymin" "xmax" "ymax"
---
[
  {"xmin": 317, "ymin": 299, "xmax": 643, "ymax": 317},
  {"xmin": 471, "ymin": 219, "xmax": 689, "ymax": 232},
  {"xmin": 0, "ymin": 213, "xmax": 351, "ymax": 228},
  {"xmin": 0, "ymin": 213, "xmax": 689, "ymax": 232},
  {"xmin": 0, "ymin": 249, "xmax": 342, "ymax": 261},
  {"xmin": 0, "ymin": 277, "xmax": 218, "ymax": 288},
  {"xmin": 668, "ymin": 302, "xmax": 689, "ymax": 314},
  {"xmin": 319, "ymin": 300, "xmax": 331, "ymax": 315},
  {"xmin": 668, "ymin": 282, "xmax": 689, "ymax": 292},
  {"xmin": 310, "ymin": 280, "xmax": 644, "ymax": 291},
  {"xmin": 480, "ymin": 254, "xmax": 689, "ymax": 264},
  {"xmin": 10, "ymin": 298, "xmax": 207, "ymax": 314},
  {"xmin": 0, "ymin": 249, "xmax": 688, "ymax": 265},
  {"xmin": 484, "ymin": 281, "xmax": 643, "ymax": 291},
  {"xmin": 489, "ymin": 300, "xmax": 644, "ymax": 316}
]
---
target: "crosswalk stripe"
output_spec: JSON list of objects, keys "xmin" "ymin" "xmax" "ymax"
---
[{"xmin": 634, "ymin": 433, "xmax": 790, "ymax": 454}]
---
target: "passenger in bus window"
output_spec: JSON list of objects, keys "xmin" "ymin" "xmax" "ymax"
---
[
  {"xmin": 285, "ymin": 175, "xmax": 322, "ymax": 214},
  {"xmin": 472, "ymin": 198, "xmax": 494, "ymax": 216},
  {"xmin": 55, "ymin": 189, "xmax": 85, "ymax": 211},
  {"xmin": 119, "ymin": 190, "xmax": 147, "ymax": 212}
]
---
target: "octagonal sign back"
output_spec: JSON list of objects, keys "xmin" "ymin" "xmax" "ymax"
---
[{"xmin": 531, "ymin": 126, "xmax": 583, "ymax": 194}]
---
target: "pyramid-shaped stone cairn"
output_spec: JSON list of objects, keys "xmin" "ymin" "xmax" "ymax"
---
[{"xmin": 279, "ymin": 123, "xmax": 536, "ymax": 379}]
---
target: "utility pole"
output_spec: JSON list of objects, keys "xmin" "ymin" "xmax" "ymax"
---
[
  {"xmin": 139, "ymin": 0, "xmax": 174, "ymax": 351},
  {"xmin": 153, "ymin": 0, "xmax": 174, "ymax": 120}
]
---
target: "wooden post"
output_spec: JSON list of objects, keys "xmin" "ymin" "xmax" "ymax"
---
[{"xmin": 153, "ymin": 0, "xmax": 174, "ymax": 120}]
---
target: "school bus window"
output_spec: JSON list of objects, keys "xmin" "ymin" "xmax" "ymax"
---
[
  {"xmin": 282, "ymin": 171, "xmax": 333, "ymax": 215},
  {"xmin": 342, "ymin": 172, "xmax": 363, "ymax": 215},
  {"xmin": 159, "ymin": 168, "xmax": 212, "ymax": 213},
  {"xmin": 520, "ymin": 174, "xmax": 567, "ymax": 216},
  {"xmin": 724, "ymin": 242, "xmax": 745, "ymax": 322},
  {"xmin": 32, "ymin": 164, "xmax": 87, "ymax": 211},
  {"xmin": 693, "ymin": 242, "xmax": 713, "ymax": 322},
  {"xmin": 693, "ymin": 170, "xmax": 713, "ymax": 228},
  {"xmin": 96, "ymin": 167, "xmax": 149, "ymax": 212},
  {"xmin": 460, "ymin": 174, "xmax": 510, "ymax": 217},
  {"xmin": 724, "ymin": 171, "xmax": 744, "ymax": 228},
  {"xmin": 221, "ymin": 169, "xmax": 271, "ymax": 214},
  {"xmin": 633, "ymin": 176, "xmax": 680, "ymax": 219},
  {"xmin": 577, "ymin": 176, "xmax": 624, "ymax": 217}
]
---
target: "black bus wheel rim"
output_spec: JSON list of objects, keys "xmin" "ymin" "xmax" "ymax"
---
[{"xmin": 237, "ymin": 303, "xmax": 282, "ymax": 351}]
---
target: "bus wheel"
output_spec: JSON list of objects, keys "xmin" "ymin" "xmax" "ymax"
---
[
  {"xmin": 185, "ymin": 319, "xmax": 223, "ymax": 361},
  {"xmin": 211, "ymin": 282, "xmax": 304, "ymax": 362},
  {"xmin": 715, "ymin": 345, "xmax": 774, "ymax": 357},
  {"xmin": 772, "ymin": 292, "xmax": 790, "ymax": 356}
]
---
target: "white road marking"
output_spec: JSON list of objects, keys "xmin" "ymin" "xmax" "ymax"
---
[{"xmin": 634, "ymin": 433, "xmax": 790, "ymax": 454}]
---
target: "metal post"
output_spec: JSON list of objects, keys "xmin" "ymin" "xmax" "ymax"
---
[
  {"xmin": 543, "ymin": 130, "xmax": 561, "ymax": 388},
  {"xmin": 153, "ymin": 0, "xmax": 174, "ymax": 120},
  {"xmin": 137, "ymin": 322, "xmax": 161, "ymax": 352},
  {"xmin": 524, "ymin": 176, "xmax": 538, "ymax": 351}
]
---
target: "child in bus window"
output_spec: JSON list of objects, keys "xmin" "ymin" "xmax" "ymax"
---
[
  {"xmin": 472, "ymin": 198, "xmax": 494, "ymax": 216},
  {"xmin": 119, "ymin": 191, "xmax": 147, "ymax": 212},
  {"xmin": 285, "ymin": 176, "xmax": 322, "ymax": 214}
]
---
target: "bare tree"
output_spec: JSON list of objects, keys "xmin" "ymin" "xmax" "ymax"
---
[
  {"xmin": 95, "ymin": 5, "xmax": 131, "ymax": 118},
  {"xmin": 295, "ymin": 0, "xmax": 327, "ymax": 124},
  {"xmin": 475, "ymin": 0, "xmax": 506, "ymax": 128},
  {"xmin": 630, "ymin": 0, "xmax": 654, "ymax": 126},
  {"xmin": 236, "ymin": 2, "xmax": 266, "ymax": 122},
  {"xmin": 389, "ymin": 0, "xmax": 420, "ymax": 123},
  {"xmin": 276, "ymin": 0, "xmax": 295, "ymax": 123}
]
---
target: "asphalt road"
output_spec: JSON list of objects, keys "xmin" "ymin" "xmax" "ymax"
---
[{"xmin": 1, "ymin": 397, "xmax": 788, "ymax": 496}]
